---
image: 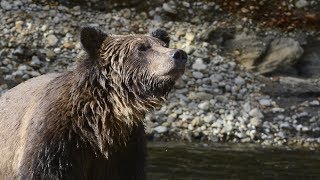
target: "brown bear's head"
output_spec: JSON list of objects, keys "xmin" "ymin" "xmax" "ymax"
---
[{"xmin": 79, "ymin": 26, "xmax": 187, "ymax": 99}]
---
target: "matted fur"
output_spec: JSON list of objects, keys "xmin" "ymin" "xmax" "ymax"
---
[{"xmin": 0, "ymin": 27, "xmax": 185, "ymax": 180}]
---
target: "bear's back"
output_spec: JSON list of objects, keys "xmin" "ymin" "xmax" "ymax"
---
[{"xmin": 0, "ymin": 73, "xmax": 59, "ymax": 178}]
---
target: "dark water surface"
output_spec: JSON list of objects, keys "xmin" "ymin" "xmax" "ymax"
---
[{"xmin": 147, "ymin": 142, "xmax": 320, "ymax": 179}]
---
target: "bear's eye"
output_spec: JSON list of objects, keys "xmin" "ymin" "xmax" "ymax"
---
[{"xmin": 137, "ymin": 44, "xmax": 150, "ymax": 52}]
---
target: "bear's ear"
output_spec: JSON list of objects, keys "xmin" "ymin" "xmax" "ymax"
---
[
  {"xmin": 80, "ymin": 26, "xmax": 108, "ymax": 56},
  {"xmin": 151, "ymin": 29, "xmax": 170, "ymax": 47}
]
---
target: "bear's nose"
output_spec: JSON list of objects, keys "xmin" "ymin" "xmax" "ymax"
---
[{"xmin": 172, "ymin": 49, "xmax": 187, "ymax": 63}]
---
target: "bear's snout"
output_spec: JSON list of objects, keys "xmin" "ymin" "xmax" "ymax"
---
[{"xmin": 171, "ymin": 49, "xmax": 187, "ymax": 65}]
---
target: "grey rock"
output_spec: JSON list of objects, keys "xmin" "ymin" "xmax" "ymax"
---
[
  {"xmin": 154, "ymin": 126, "xmax": 168, "ymax": 133},
  {"xmin": 30, "ymin": 56, "xmax": 41, "ymax": 67},
  {"xmin": 182, "ymin": 2, "xmax": 190, "ymax": 7},
  {"xmin": 45, "ymin": 50, "xmax": 56, "ymax": 58},
  {"xmin": 234, "ymin": 76, "xmax": 245, "ymax": 85},
  {"xmin": 188, "ymin": 92, "xmax": 213, "ymax": 100},
  {"xmin": 203, "ymin": 114, "xmax": 215, "ymax": 123},
  {"xmin": 192, "ymin": 58, "xmax": 206, "ymax": 70},
  {"xmin": 250, "ymin": 117, "xmax": 262, "ymax": 127},
  {"xmin": 249, "ymin": 108, "xmax": 264, "ymax": 118},
  {"xmin": 295, "ymin": 0, "xmax": 309, "ymax": 8},
  {"xmin": 184, "ymin": 46, "xmax": 196, "ymax": 54},
  {"xmin": 192, "ymin": 47, "xmax": 209, "ymax": 59},
  {"xmin": 13, "ymin": 46, "xmax": 24, "ymax": 56},
  {"xmin": 257, "ymin": 38, "xmax": 304, "ymax": 74},
  {"xmin": 243, "ymin": 102, "xmax": 251, "ymax": 112},
  {"xmin": 259, "ymin": 99, "xmax": 271, "ymax": 106},
  {"xmin": 46, "ymin": 34, "xmax": 58, "ymax": 46},
  {"xmin": 271, "ymin": 107, "xmax": 285, "ymax": 113},
  {"xmin": 162, "ymin": 3, "xmax": 177, "ymax": 14},
  {"xmin": 18, "ymin": 65, "xmax": 28, "ymax": 71},
  {"xmin": 224, "ymin": 33, "xmax": 268, "ymax": 70},
  {"xmin": 198, "ymin": 101, "xmax": 210, "ymax": 110},
  {"xmin": 221, "ymin": 123, "xmax": 233, "ymax": 133},
  {"xmin": 215, "ymin": 95, "xmax": 227, "ymax": 103},
  {"xmin": 28, "ymin": 71, "xmax": 41, "ymax": 77},
  {"xmin": 192, "ymin": 71, "xmax": 204, "ymax": 79},
  {"xmin": 277, "ymin": 115, "xmax": 285, "ymax": 120},
  {"xmin": 225, "ymin": 114, "xmax": 234, "ymax": 121},
  {"xmin": 1, "ymin": 0, "xmax": 12, "ymax": 10},
  {"xmin": 22, "ymin": 74, "xmax": 30, "ymax": 79},
  {"xmin": 210, "ymin": 74, "xmax": 223, "ymax": 83},
  {"xmin": 310, "ymin": 100, "xmax": 320, "ymax": 106},
  {"xmin": 191, "ymin": 117, "xmax": 201, "ymax": 126},
  {"xmin": 297, "ymin": 112, "xmax": 309, "ymax": 118},
  {"xmin": 174, "ymin": 79, "xmax": 186, "ymax": 89},
  {"xmin": 212, "ymin": 120, "xmax": 223, "ymax": 128},
  {"xmin": 12, "ymin": 70, "xmax": 24, "ymax": 77},
  {"xmin": 185, "ymin": 32, "xmax": 195, "ymax": 42}
]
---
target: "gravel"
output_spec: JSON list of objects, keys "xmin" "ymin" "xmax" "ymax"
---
[{"xmin": 1, "ymin": 0, "xmax": 320, "ymax": 148}]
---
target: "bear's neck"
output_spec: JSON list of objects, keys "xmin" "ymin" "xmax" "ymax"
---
[{"xmin": 46, "ymin": 69, "xmax": 161, "ymax": 156}]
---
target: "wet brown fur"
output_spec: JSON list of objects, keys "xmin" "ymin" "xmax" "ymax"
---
[{"xmin": 0, "ymin": 28, "xmax": 182, "ymax": 179}]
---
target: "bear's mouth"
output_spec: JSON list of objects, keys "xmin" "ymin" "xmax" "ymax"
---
[
  {"xmin": 158, "ymin": 58, "xmax": 186, "ymax": 80},
  {"xmin": 162, "ymin": 67, "xmax": 185, "ymax": 78}
]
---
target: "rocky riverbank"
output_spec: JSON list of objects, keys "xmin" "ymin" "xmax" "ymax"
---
[{"xmin": 1, "ymin": 0, "xmax": 320, "ymax": 147}]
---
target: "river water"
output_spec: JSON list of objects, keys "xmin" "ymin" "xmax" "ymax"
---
[{"xmin": 147, "ymin": 142, "xmax": 320, "ymax": 179}]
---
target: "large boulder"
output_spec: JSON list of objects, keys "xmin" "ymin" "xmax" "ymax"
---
[
  {"xmin": 224, "ymin": 33, "xmax": 304, "ymax": 75},
  {"xmin": 256, "ymin": 37, "xmax": 304, "ymax": 74}
]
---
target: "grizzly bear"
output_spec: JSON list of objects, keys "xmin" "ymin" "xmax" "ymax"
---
[{"xmin": 0, "ymin": 27, "xmax": 187, "ymax": 179}]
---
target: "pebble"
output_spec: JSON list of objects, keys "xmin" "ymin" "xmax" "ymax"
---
[
  {"xmin": 192, "ymin": 71, "xmax": 204, "ymax": 79},
  {"xmin": 1, "ymin": 0, "xmax": 12, "ymax": 10},
  {"xmin": 210, "ymin": 74, "xmax": 223, "ymax": 83},
  {"xmin": 185, "ymin": 33, "xmax": 195, "ymax": 42},
  {"xmin": 188, "ymin": 92, "xmax": 213, "ymax": 100},
  {"xmin": 15, "ymin": 21, "xmax": 24, "ymax": 32},
  {"xmin": 243, "ymin": 102, "xmax": 251, "ymax": 112},
  {"xmin": 45, "ymin": 50, "xmax": 56, "ymax": 58},
  {"xmin": 198, "ymin": 101, "xmax": 210, "ymax": 110},
  {"xmin": 184, "ymin": 46, "xmax": 195, "ymax": 54},
  {"xmin": 280, "ymin": 122, "xmax": 290, "ymax": 129},
  {"xmin": 191, "ymin": 117, "xmax": 201, "ymax": 126},
  {"xmin": 46, "ymin": 34, "xmax": 58, "ymax": 46},
  {"xmin": 225, "ymin": 114, "xmax": 234, "ymax": 121},
  {"xmin": 221, "ymin": 124, "xmax": 233, "ymax": 133},
  {"xmin": 250, "ymin": 117, "xmax": 262, "ymax": 127},
  {"xmin": 154, "ymin": 126, "xmax": 168, "ymax": 134},
  {"xmin": 212, "ymin": 120, "xmax": 223, "ymax": 128},
  {"xmin": 249, "ymin": 108, "xmax": 264, "ymax": 118},
  {"xmin": 215, "ymin": 95, "xmax": 227, "ymax": 103},
  {"xmin": 162, "ymin": 3, "xmax": 176, "ymax": 14},
  {"xmin": 28, "ymin": 71, "xmax": 41, "ymax": 77},
  {"xmin": 234, "ymin": 76, "xmax": 245, "ymax": 85},
  {"xmin": 18, "ymin": 65, "xmax": 28, "ymax": 71},
  {"xmin": 182, "ymin": 2, "xmax": 190, "ymax": 8},
  {"xmin": 295, "ymin": 0, "xmax": 309, "ymax": 8},
  {"xmin": 271, "ymin": 107, "xmax": 285, "ymax": 113},
  {"xmin": 309, "ymin": 100, "xmax": 320, "ymax": 106},
  {"xmin": 203, "ymin": 114, "xmax": 214, "ymax": 123},
  {"xmin": 63, "ymin": 42, "xmax": 75, "ymax": 49},
  {"xmin": 192, "ymin": 58, "xmax": 206, "ymax": 70},
  {"xmin": 259, "ymin": 99, "xmax": 272, "ymax": 106},
  {"xmin": 30, "ymin": 56, "xmax": 41, "ymax": 66}
]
